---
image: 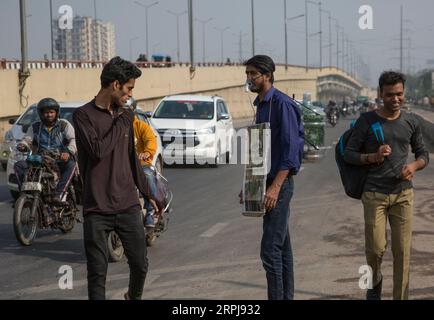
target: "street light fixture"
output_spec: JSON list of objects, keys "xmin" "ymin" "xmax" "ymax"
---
[
  {"xmin": 195, "ymin": 17, "xmax": 213, "ymax": 63},
  {"xmin": 129, "ymin": 36, "xmax": 139, "ymax": 61},
  {"xmin": 167, "ymin": 10, "xmax": 187, "ymax": 63},
  {"xmin": 134, "ymin": 1, "xmax": 159, "ymax": 59},
  {"xmin": 214, "ymin": 26, "xmax": 230, "ymax": 63}
]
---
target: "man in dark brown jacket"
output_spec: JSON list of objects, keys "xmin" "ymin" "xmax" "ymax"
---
[{"xmin": 73, "ymin": 56, "xmax": 160, "ymax": 300}]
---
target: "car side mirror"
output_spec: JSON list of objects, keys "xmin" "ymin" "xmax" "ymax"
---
[
  {"xmin": 218, "ymin": 113, "xmax": 230, "ymax": 121},
  {"xmin": 145, "ymin": 111, "xmax": 153, "ymax": 118},
  {"xmin": 9, "ymin": 118, "xmax": 17, "ymax": 125}
]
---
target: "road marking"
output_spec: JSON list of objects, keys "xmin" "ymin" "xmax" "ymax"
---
[{"xmin": 200, "ymin": 223, "xmax": 229, "ymax": 238}]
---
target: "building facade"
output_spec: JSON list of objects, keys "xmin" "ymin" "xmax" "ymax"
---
[{"xmin": 53, "ymin": 16, "xmax": 116, "ymax": 61}]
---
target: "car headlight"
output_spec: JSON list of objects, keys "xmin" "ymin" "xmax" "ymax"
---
[
  {"xmin": 196, "ymin": 126, "xmax": 216, "ymax": 135},
  {"xmin": 4, "ymin": 131, "xmax": 13, "ymax": 143}
]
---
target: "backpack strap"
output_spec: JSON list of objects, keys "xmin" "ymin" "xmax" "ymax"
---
[{"xmin": 361, "ymin": 111, "xmax": 384, "ymax": 146}]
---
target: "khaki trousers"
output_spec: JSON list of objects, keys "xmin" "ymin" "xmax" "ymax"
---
[{"xmin": 361, "ymin": 188, "xmax": 413, "ymax": 300}]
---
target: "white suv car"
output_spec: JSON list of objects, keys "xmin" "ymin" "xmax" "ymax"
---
[{"xmin": 150, "ymin": 95, "xmax": 234, "ymax": 167}]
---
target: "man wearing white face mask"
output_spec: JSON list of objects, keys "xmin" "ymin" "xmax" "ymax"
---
[{"xmin": 239, "ymin": 55, "xmax": 304, "ymax": 300}]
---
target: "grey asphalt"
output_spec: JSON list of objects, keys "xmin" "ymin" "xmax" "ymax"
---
[{"xmin": 1, "ymin": 111, "xmax": 434, "ymax": 300}]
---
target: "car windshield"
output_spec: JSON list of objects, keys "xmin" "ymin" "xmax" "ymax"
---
[
  {"xmin": 17, "ymin": 106, "xmax": 75, "ymax": 126},
  {"xmin": 153, "ymin": 100, "xmax": 214, "ymax": 120}
]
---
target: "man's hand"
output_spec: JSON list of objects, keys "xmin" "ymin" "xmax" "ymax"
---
[
  {"xmin": 375, "ymin": 144, "xmax": 392, "ymax": 163},
  {"xmin": 263, "ymin": 184, "xmax": 281, "ymax": 212},
  {"xmin": 138, "ymin": 152, "xmax": 151, "ymax": 161},
  {"xmin": 401, "ymin": 163, "xmax": 417, "ymax": 181},
  {"xmin": 149, "ymin": 198, "xmax": 163, "ymax": 218},
  {"xmin": 60, "ymin": 152, "xmax": 70, "ymax": 162}
]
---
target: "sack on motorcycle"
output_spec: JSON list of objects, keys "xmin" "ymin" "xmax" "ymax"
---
[{"xmin": 142, "ymin": 167, "xmax": 171, "ymax": 210}]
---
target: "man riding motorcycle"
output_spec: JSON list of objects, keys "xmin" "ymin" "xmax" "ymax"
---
[
  {"xmin": 14, "ymin": 98, "xmax": 77, "ymax": 205},
  {"xmin": 325, "ymin": 100, "xmax": 339, "ymax": 123}
]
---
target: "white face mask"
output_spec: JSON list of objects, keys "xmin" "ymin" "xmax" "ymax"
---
[{"xmin": 245, "ymin": 80, "xmax": 253, "ymax": 92}]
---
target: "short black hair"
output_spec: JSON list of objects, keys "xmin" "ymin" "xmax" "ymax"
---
[
  {"xmin": 379, "ymin": 71, "xmax": 406, "ymax": 92},
  {"xmin": 100, "ymin": 56, "xmax": 142, "ymax": 88},
  {"xmin": 244, "ymin": 55, "xmax": 276, "ymax": 84}
]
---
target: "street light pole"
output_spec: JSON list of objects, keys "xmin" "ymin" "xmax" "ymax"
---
[
  {"xmin": 134, "ymin": 1, "xmax": 159, "ymax": 59},
  {"xmin": 215, "ymin": 26, "xmax": 230, "ymax": 63},
  {"xmin": 129, "ymin": 36, "xmax": 139, "ymax": 61},
  {"xmin": 196, "ymin": 17, "xmax": 213, "ymax": 63},
  {"xmin": 305, "ymin": 0, "xmax": 308, "ymax": 71},
  {"xmin": 168, "ymin": 10, "xmax": 187, "ymax": 63},
  {"xmin": 188, "ymin": 0, "xmax": 194, "ymax": 71},
  {"xmin": 285, "ymin": 13, "xmax": 305, "ymax": 70},
  {"xmin": 251, "ymin": 0, "xmax": 255, "ymax": 56},
  {"xmin": 49, "ymin": 0, "xmax": 54, "ymax": 60},
  {"xmin": 321, "ymin": 9, "xmax": 332, "ymax": 68},
  {"xmin": 305, "ymin": 0, "xmax": 320, "ymax": 70},
  {"xmin": 284, "ymin": 0, "xmax": 287, "ymax": 70},
  {"xmin": 19, "ymin": 0, "xmax": 29, "ymax": 74},
  {"xmin": 319, "ymin": 1, "xmax": 322, "ymax": 70}
]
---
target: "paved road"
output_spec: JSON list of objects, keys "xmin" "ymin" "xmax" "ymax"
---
[{"xmin": 1, "ymin": 113, "xmax": 434, "ymax": 300}]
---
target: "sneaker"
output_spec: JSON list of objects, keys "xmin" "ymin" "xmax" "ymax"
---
[{"xmin": 366, "ymin": 278, "xmax": 382, "ymax": 300}]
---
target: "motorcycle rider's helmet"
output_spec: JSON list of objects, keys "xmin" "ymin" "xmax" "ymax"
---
[
  {"xmin": 329, "ymin": 100, "xmax": 336, "ymax": 106},
  {"xmin": 37, "ymin": 98, "xmax": 60, "ymax": 121}
]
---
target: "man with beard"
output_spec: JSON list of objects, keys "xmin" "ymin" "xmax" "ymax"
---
[{"xmin": 239, "ymin": 55, "xmax": 304, "ymax": 300}]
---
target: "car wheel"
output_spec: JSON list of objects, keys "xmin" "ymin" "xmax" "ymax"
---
[{"xmin": 209, "ymin": 144, "xmax": 220, "ymax": 168}]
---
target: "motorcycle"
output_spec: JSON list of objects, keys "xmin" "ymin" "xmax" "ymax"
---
[
  {"xmin": 12, "ymin": 142, "xmax": 82, "ymax": 246},
  {"xmin": 328, "ymin": 110, "xmax": 338, "ymax": 127},
  {"xmin": 108, "ymin": 167, "xmax": 173, "ymax": 262}
]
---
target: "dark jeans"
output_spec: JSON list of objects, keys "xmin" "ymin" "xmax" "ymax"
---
[
  {"xmin": 83, "ymin": 211, "xmax": 148, "ymax": 300},
  {"xmin": 14, "ymin": 158, "xmax": 76, "ymax": 196},
  {"xmin": 260, "ymin": 177, "xmax": 295, "ymax": 300}
]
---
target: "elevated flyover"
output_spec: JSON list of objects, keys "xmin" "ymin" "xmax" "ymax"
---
[{"xmin": 0, "ymin": 60, "xmax": 366, "ymax": 140}]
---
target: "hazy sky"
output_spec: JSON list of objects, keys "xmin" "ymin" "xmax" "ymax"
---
[{"xmin": 1, "ymin": 0, "xmax": 434, "ymax": 87}]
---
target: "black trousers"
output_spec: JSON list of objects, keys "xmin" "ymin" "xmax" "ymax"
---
[{"xmin": 83, "ymin": 211, "xmax": 148, "ymax": 300}]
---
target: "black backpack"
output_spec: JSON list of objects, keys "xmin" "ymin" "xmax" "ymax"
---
[{"xmin": 335, "ymin": 112, "xmax": 384, "ymax": 199}]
